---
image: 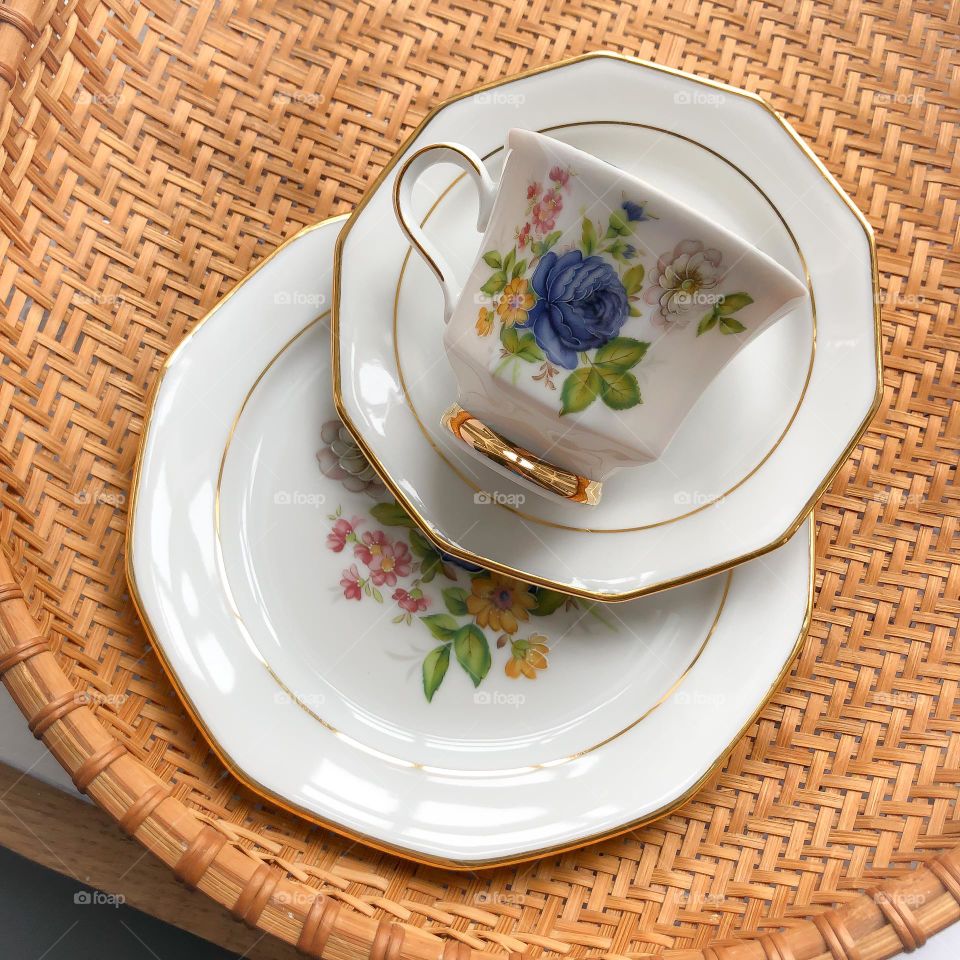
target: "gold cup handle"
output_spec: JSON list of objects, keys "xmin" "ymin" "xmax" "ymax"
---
[
  {"xmin": 392, "ymin": 142, "xmax": 497, "ymax": 323},
  {"xmin": 442, "ymin": 405, "xmax": 602, "ymax": 506}
]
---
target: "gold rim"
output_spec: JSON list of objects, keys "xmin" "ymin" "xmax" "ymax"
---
[
  {"xmin": 125, "ymin": 213, "xmax": 815, "ymax": 870},
  {"xmin": 392, "ymin": 142, "xmax": 490, "ymax": 291},
  {"xmin": 213, "ymin": 313, "xmax": 726, "ymax": 769},
  {"xmin": 134, "ymin": 484, "xmax": 812, "ymax": 868},
  {"xmin": 442, "ymin": 403, "xmax": 603, "ymax": 504},
  {"xmin": 331, "ymin": 50, "xmax": 883, "ymax": 602},
  {"xmin": 131, "ymin": 520, "xmax": 810, "ymax": 871},
  {"xmin": 394, "ymin": 119, "xmax": 817, "ymax": 532}
]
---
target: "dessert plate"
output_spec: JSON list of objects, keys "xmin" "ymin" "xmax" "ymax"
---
[
  {"xmin": 333, "ymin": 52, "xmax": 880, "ymax": 601},
  {"xmin": 129, "ymin": 215, "xmax": 814, "ymax": 867}
]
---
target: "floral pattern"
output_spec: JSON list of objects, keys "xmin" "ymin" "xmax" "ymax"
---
[
  {"xmin": 644, "ymin": 239, "xmax": 755, "ymax": 333},
  {"xmin": 317, "ymin": 420, "xmax": 385, "ymax": 497},
  {"xmin": 320, "ymin": 420, "xmax": 615, "ymax": 702},
  {"xmin": 465, "ymin": 572, "xmax": 536, "ymax": 635},
  {"xmin": 645, "ymin": 239, "xmax": 723, "ymax": 325},
  {"xmin": 497, "ymin": 277, "xmax": 536, "ymax": 327},
  {"xmin": 475, "ymin": 164, "xmax": 757, "ymax": 415},
  {"xmin": 506, "ymin": 636, "xmax": 549, "ymax": 679}
]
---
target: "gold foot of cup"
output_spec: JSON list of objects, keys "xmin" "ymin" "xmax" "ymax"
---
[{"xmin": 441, "ymin": 404, "xmax": 602, "ymax": 506}]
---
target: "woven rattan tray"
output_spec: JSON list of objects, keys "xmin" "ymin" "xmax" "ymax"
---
[{"xmin": 1, "ymin": 2, "xmax": 957, "ymax": 958}]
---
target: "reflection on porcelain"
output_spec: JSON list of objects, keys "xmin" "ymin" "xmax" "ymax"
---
[
  {"xmin": 230, "ymin": 332, "xmax": 725, "ymax": 757},
  {"xmin": 394, "ymin": 129, "xmax": 809, "ymax": 500},
  {"xmin": 321, "ymin": 421, "xmax": 620, "ymax": 702},
  {"xmin": 334, "ymin": 54, "xmax": 880, "ymax": 600},
  {"xmin": 128, "ymin": 216, "xmax": 815, "ymax": 867}
]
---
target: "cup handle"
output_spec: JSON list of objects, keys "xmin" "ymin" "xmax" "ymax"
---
[{"xmin": 393, "ymin": 143, "xmax": 496, "ymax": 323}]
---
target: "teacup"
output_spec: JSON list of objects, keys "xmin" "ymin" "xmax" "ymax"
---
[{"xmin": 394, "ymin": 129, "xmax": 808, "ymax": 505}]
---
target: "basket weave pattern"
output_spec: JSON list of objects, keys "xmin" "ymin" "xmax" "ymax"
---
[{"xmin": 0, "ymin": 1, "xmax": 957, "ymax": 958}]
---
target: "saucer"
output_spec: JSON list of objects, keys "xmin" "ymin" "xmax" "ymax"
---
[
  {"xmin": 333, "ymin": 52, "xmax": 880, "ymax": 602},
  {"xmin": 128, "ymin": 215, "xmax": 814, "ymax": 868}
]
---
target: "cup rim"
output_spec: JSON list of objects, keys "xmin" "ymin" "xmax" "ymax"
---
[{"xmin": 500, "ymin": 126, "xmax": 808, "ymax": 301}]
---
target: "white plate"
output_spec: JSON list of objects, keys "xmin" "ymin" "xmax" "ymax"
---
[
  {"xmin": 333, "ymin": 52, "xmax": 880, "ymax": 601},
  {"xmin": 129, "ymin": 216, "xmax": 814, "ymax": 867}
]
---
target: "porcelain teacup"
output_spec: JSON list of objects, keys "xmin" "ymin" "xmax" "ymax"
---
[{"xmin": 393, "ymin": 129, "xmax": 808, "ymax": 505}]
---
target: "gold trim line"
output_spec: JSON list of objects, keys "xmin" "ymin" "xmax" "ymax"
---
[
  {"xmin": 331, "ymin": 50, "xmax": 883, "ymax": 603},
  {"xmin": 442, "ymin": 403, "xmax": 602, "ymax": 505},
  {"xmin": 396, "ymin": 120, "xmax": 816, "ymax": 533},
  {"xmin": 213, "ymin": 315, "xmax": 721, "ymax": 769},
  {"xmin": 125, "ymin": 212, "xmax": 816, "ymax": 870}
]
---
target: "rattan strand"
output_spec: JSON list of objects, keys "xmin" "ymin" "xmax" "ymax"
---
[{"xmin": 0, "ymin": 1, "xmax": 957, "ymax": 958}]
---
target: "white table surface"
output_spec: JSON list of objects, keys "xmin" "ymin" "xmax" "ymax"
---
[{"xmin": 1, "ymin": 686, "xmax": 955, "ymax": 957}]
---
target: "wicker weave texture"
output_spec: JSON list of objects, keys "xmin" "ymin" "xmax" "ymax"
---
[{"xmin": 0, "ymin": 1, "xmax": 958, "ymax": 958}]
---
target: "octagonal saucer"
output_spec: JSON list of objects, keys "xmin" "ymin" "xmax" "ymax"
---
[
  {"xmin": 128, "ymin": 215, "xmax": 814, "ymax": 867},
  {"xmin": 333, "ymin": 52, "xmax": 880, "ymax": 601}
]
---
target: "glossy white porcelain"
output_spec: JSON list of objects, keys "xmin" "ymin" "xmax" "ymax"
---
[
  {"xmin": 128, "ymin": 216, "xmax": 814, "ymax": 867},
  {"xmin": 395, "ymin": 128, "xmax": 807, "ymax": 485},
  {"xmin": 334, "ymin": 53, "xmax": 880, "ymax": 601}
]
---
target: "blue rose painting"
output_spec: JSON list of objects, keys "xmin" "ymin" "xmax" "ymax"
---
[
  {"xmin": 474, "ymin": 164, "xmax": 752, "ymax": 415},
  {"xmin": 522, "ymin": 250, "xmax": 630, "ymax": 369}
]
